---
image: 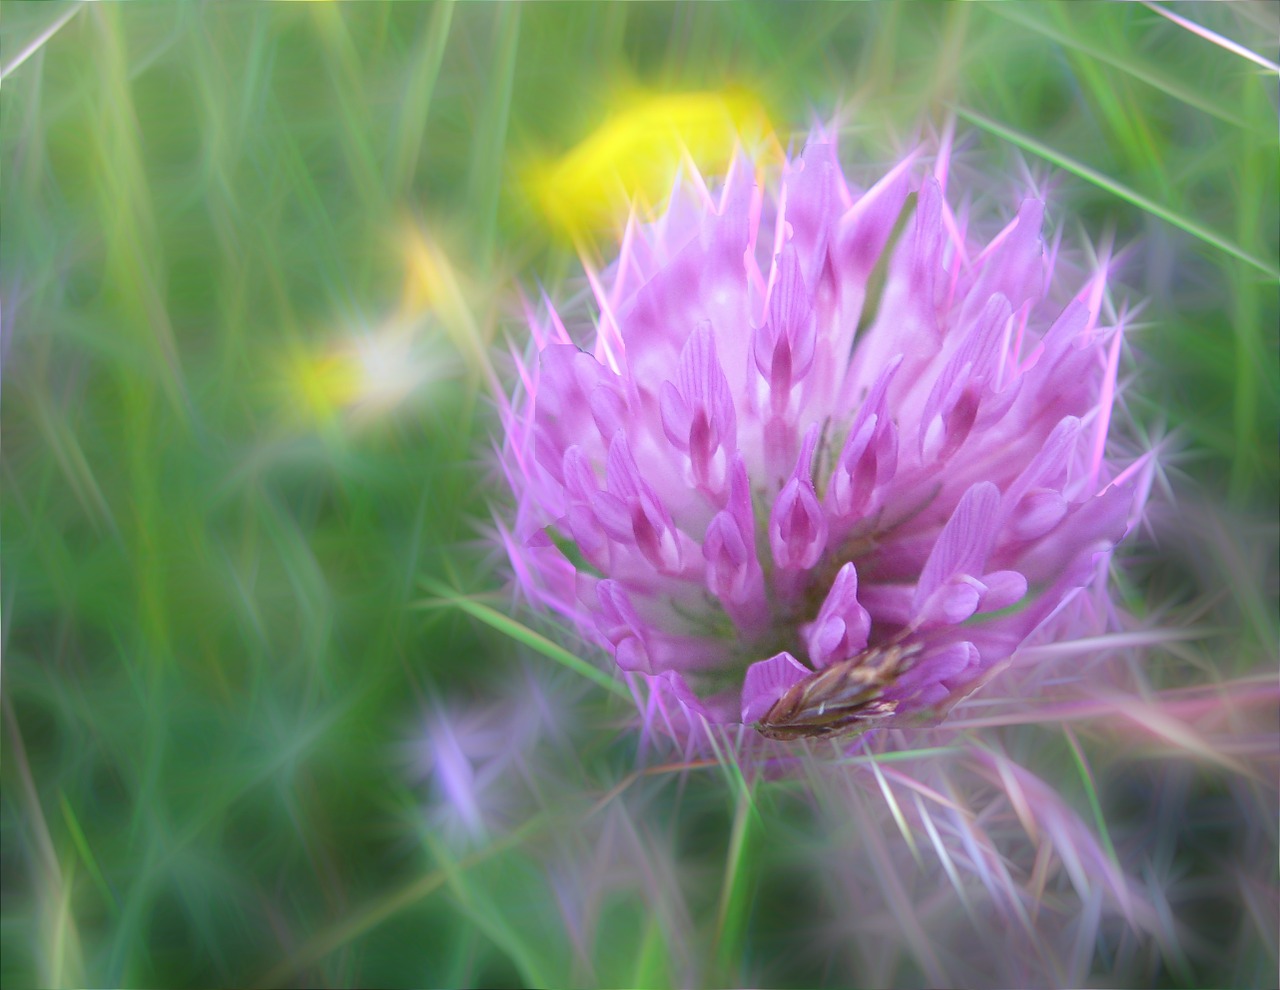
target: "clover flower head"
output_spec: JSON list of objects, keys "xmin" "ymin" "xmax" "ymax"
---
[{"xmin": 497, "ymin": 124, "xmax": 1143, "ymax": 746}]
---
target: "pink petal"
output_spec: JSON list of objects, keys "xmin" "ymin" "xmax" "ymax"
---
[
  {"xmin": 805, "ymin": 562, "xmax": 872, "ymax": 667},
  {"xmin": 915, "ymin": 481, "xmax": 1002, "ymax": 609},
  {"xmin": 741, "ymin": 651, "xmax": 812, "ymax": 724},
  {"xmin": 769, "ymin": 423, "xmax": 828, "ymax": 570},
  {"xmin": 978, "ymin": 570, "xmax": 1028, "ymax": 612}
]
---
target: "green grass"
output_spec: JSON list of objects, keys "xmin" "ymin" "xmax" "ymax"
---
[{"xmin": 2, "ymin": 3, "xmax": 1276, "ymax": 988}]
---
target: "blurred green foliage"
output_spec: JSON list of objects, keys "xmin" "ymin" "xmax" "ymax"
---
[{"xmin": 2, "ymin": 3, "xmax": 1276, "ymax": 988}]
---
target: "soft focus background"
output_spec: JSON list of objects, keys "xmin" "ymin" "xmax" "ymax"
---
[{"xmin": 2, "ymin": 3, "xmax": 1276, "ymax": 988}]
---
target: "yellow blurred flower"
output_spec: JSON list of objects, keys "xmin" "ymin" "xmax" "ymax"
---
[
  {"xmin": 282, "ymin": 225, "xmax": 496, "ymax": 428},
  {"xmin": 398, "ymin": 223, "xmax": 491, "ymax": 379},
  {"xmin": 286, "ymin": 324, "xmax": 443, "ymax": 427},
  {"xmin": 291, "ymin": 348, "xmax": 362, "ymax": 420},
  {"xmin": 526, "ymin": 88, "xmax": 778, "ymax": 240}
]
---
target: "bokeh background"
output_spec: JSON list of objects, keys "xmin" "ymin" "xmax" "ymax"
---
[{"xmin": 2, "ymin": 3, "xmax": 1276, "ymax": 988}]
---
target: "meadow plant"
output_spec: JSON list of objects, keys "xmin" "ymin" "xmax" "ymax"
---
[{"xmin": 497, "ymin": 125, "xmax": 1149, "ymax": 749}]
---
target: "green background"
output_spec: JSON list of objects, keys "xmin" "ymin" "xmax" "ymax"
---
[{"xmin": 3, "ymin": 3, "xmax": 1276, "ymax": 987}]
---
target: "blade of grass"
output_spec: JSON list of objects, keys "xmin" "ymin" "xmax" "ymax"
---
[
  {"xmin": 953, "ymin": 106, "xmax": 1280, "ymax": 281},
  {"xmin": 312, "ymin": 3, "xmax": 386, "ymax": 213},
  {"xmin": 1061, "ymin": 727, "xmax": 1120, "ymax": 869},
  {"xmin": 417, "ymin": 578, "xmax": 630, "ymax": 699},
  {"xmin": 869, "ymin": 755, "xmax": 923, "ymax": 869},
  {"xmin": 630, "ymin": 913, "xmax": 671, "ymax": 990},
  {"xmin": 254, "ymin": 818, "xmax": 542, "ymax": 988},
  {"xmin": 48, "ymin": 864, "xmax": 86, "ymax": 990},
  {"xmin": 89, "ymin": 4, "xmax": 192, "ymax": 423},
  {"xmin": 421, "ymin": 831, "xmax": 554, "ymax": 988},
  {"xmin": 1, "ymin": 2, "xmax": 84, "ymax": 81},
  {"xmin": 1139, "ymin": 0, "xmax": 1280, "ymax": 74},
  {"xmin": 712, "ymin": 783, "xmax": 755, "ymax": 984},
  {"xmin": 388, "ymin": 1, "xmax": 453, "ymax": 195},
  {"xmin": 58, "ymin": 793, "xmax": 119, "ymax": 916},
  {"xmin": 3, "ymin": 695, "xmax": 63, "ymax": 889},
  {"xmin": 987, "ymin": 4, "xmax": 1257, "ymax": 130},
  {"xmin": 1227, "ymin": 74, "xmax": 1272, "ymax": 503},
  {"xmin": 468, "ymin": 4, "xmax": 519, "ymax": 268}
]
